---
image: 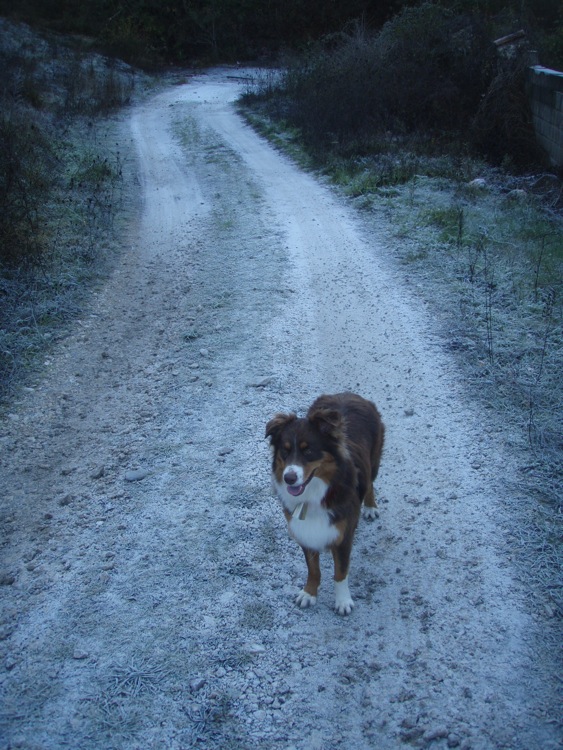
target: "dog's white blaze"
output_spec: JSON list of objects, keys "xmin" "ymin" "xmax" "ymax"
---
[
  {"xmin": 282, "ymin": 463, "xmax": 305, "ymax": 485},
  {"xmin": 334, "ymin": 576, "xmax": 354, "ymax": 615}
]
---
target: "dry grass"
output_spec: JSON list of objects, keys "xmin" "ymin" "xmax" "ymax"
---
[
  {"xmin": 0, "ymin": 19, "xmax": 150, "ymax": 403},
  {"xmin": 110, "ymin": 659, "xmax": 168, "ymax": 697}
]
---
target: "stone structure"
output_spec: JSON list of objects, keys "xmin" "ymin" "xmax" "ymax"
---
[{"xmin": 528, "ymin": 65, "xmax": 563, "ymax": 168}]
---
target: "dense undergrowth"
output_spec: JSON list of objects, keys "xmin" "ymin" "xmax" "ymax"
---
[
  {"xmin": 3, "ymin": 0, "xmax": 562, "ymax": 69},
  {"xmin": 244, "ymin": 5, "xmax": 547, "ymax": 169},
  {"xmin": 0, "ymin": 19, "xmax": 148, "ymax": 401}
]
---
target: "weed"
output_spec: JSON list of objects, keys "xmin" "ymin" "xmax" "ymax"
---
[
  {"xmin": 61, "ymin": 52, "xmax": 135, "ymax": 116},
  {"xmin": 240, "ymin": 601, "xmax": 275, "ymax": 630},
  {"xmin": 110, "ymin": 659, "xmax": 168, "ymax": 697},
  {"xmin": 176, "ymin": 114, "xmax": 203, "ymax": 149},
  {"xmin": 182, "ymin": 692, "xmax": 236, "ymax": 747},
  {"xmin": 424, "ymin": 206, "xmax": 464, "ymax": 244}
]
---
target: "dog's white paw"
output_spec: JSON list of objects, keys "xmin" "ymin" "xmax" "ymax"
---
[
  {"xmin": 334, "ymin": 597, "xmax": 354, "ymax": 616},
  {"xmin": 334, "ymin": 578, "xmax": 354, "ymax": 615},
  {"xmin": 362, "ymin": 505, "xmax": 379, "ymax": 520},
  {"xmin": 295, "ymin": 590, "xmax": 317, "ymax": 608}
]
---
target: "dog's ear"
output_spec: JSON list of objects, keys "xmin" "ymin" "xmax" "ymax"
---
[
  {"xmin": 265, "ymin": 413, "xmax": 296, "ymax": 442},
  {"xmin": 308, "ymin": 408, "xmax": 343, "ymax": 440}
]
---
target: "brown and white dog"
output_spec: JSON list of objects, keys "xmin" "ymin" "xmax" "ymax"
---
[{"xmin": 265, "ymin": 392, "xmax": 384, "ymax": 615}]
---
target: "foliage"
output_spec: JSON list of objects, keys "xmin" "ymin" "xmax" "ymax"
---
[
  {"xmin": 244, "ymin": 4, "xmax": 550, "ymax": 168},
  {"xmin": 376, "ymin": 5, "xmax": 496, "ymax": 130},
  {"xmin": 0, "ymin": 21, "xmax": 135, "ymax": 266},
  {"xmin": 0, "ymin": 109, "xmax": 55, "ymax": 265},
  {"xmin": 0, "ymin": 0, "xmax": 410, "ymax": 64},
  {"xmin": 1, "ymin": 0, "xmax": 562, "ymax": 67},
  {"xmin": 472, "ymin": 51, "xmax": 544, "ymax": 167}
]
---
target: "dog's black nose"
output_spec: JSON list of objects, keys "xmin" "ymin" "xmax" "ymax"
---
[{"xmin": 284, "ymin": 470, "xmax": 298, "ymax": 485}]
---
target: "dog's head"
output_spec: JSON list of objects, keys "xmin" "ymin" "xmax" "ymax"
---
[{"xmin": 265, "ymin": 407, "xmax": 346, "ymax": 500}]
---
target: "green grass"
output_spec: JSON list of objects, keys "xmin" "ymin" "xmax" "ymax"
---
[{"xmin": 237, "ymin": 107, "xmax": 314, "ymax": 170}]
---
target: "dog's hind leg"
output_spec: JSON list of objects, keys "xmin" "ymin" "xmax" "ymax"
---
[
  {"xmin": 363, "ymin": 434, "xmax": 383, "ymax": 520},
  {"xmin": 363, "ymin": 417, "xmax": 384, "ymax": 522},
  {"xmin": 362, "ymin": 482, "xmax": 379, "ymax": 520},
  {"xmin": 295, "ymin": 548, "xmax": 320, "ymax": 608}
]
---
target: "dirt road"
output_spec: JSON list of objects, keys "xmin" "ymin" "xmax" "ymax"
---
[{"xmin": 0, "ymin": 68, "xmax": 560, "ymax": 749}]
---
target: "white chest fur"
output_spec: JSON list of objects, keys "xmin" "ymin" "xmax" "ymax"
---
[
  {"xmin": 274, "ymin": 475, "xmax": 338, "ymax": 552},
  {"xmin": 288, "ymin": 504, "xmax": 339, "ymax": 551}
]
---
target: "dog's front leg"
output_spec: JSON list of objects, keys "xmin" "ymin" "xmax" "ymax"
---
[
  {"xmin": 295, "ymin": 548, "xmax": 320, "ymax": 608},
  {"xmin": 332, "ymin": 542, "xmax": 354, "ymax": 615}
]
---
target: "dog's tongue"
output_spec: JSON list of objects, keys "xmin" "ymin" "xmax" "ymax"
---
[{"xmin": 287, "ymin": 484, "xmax": 305, "ymax": 497}]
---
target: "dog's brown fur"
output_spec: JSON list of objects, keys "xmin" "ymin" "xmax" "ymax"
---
[{"xmin": 266, "ymin": 392, "xmax": 384, "ymax": 613}]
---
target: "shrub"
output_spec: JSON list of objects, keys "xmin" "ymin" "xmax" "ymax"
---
[
  {"xmin": 0, "ymin": 107, "xmax": 56, "ymax": 266},
  {"xmin": 471, "ymin": 52, "xmax": 545, "ymax": 167},
  {"xmin": 267, "ymin": 5, "xmax": 497, "ymax": 152},
  {"xmin": 374, "ymin": 4, "xmax": 496, "ymax": 132},
  {"xmin": 58, "ymin": 49, "xmax": 137, "ymax": 117},
  {"xmin": 250, "ymin": 3, "xmax": 545, "ymax": 168},
  {"xmin": 0, "ymin": 23, "xmax": 135, "ymax": 266},
  {"xmin": 0, "ymin": 19, "xmax": 135, "ymax": 400}
]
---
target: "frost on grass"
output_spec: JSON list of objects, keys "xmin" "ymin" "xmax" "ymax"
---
[
  {"xmin": 366, "ymin": 175, "xmax": 562, "ymax": 611},
  {"xmin": 110, "ymin": 659, "xmax": 168, "ymax": 697}
]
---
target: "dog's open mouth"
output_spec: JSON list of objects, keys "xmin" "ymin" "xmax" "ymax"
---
[{"xmin": 286, "ymin": 471, "xmax": 315, "ymax": 497}]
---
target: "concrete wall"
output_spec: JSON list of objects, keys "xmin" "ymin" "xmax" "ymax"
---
[{"xmin": 528, "ymin": 65, "xmax": 563, "ymax": 168}]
